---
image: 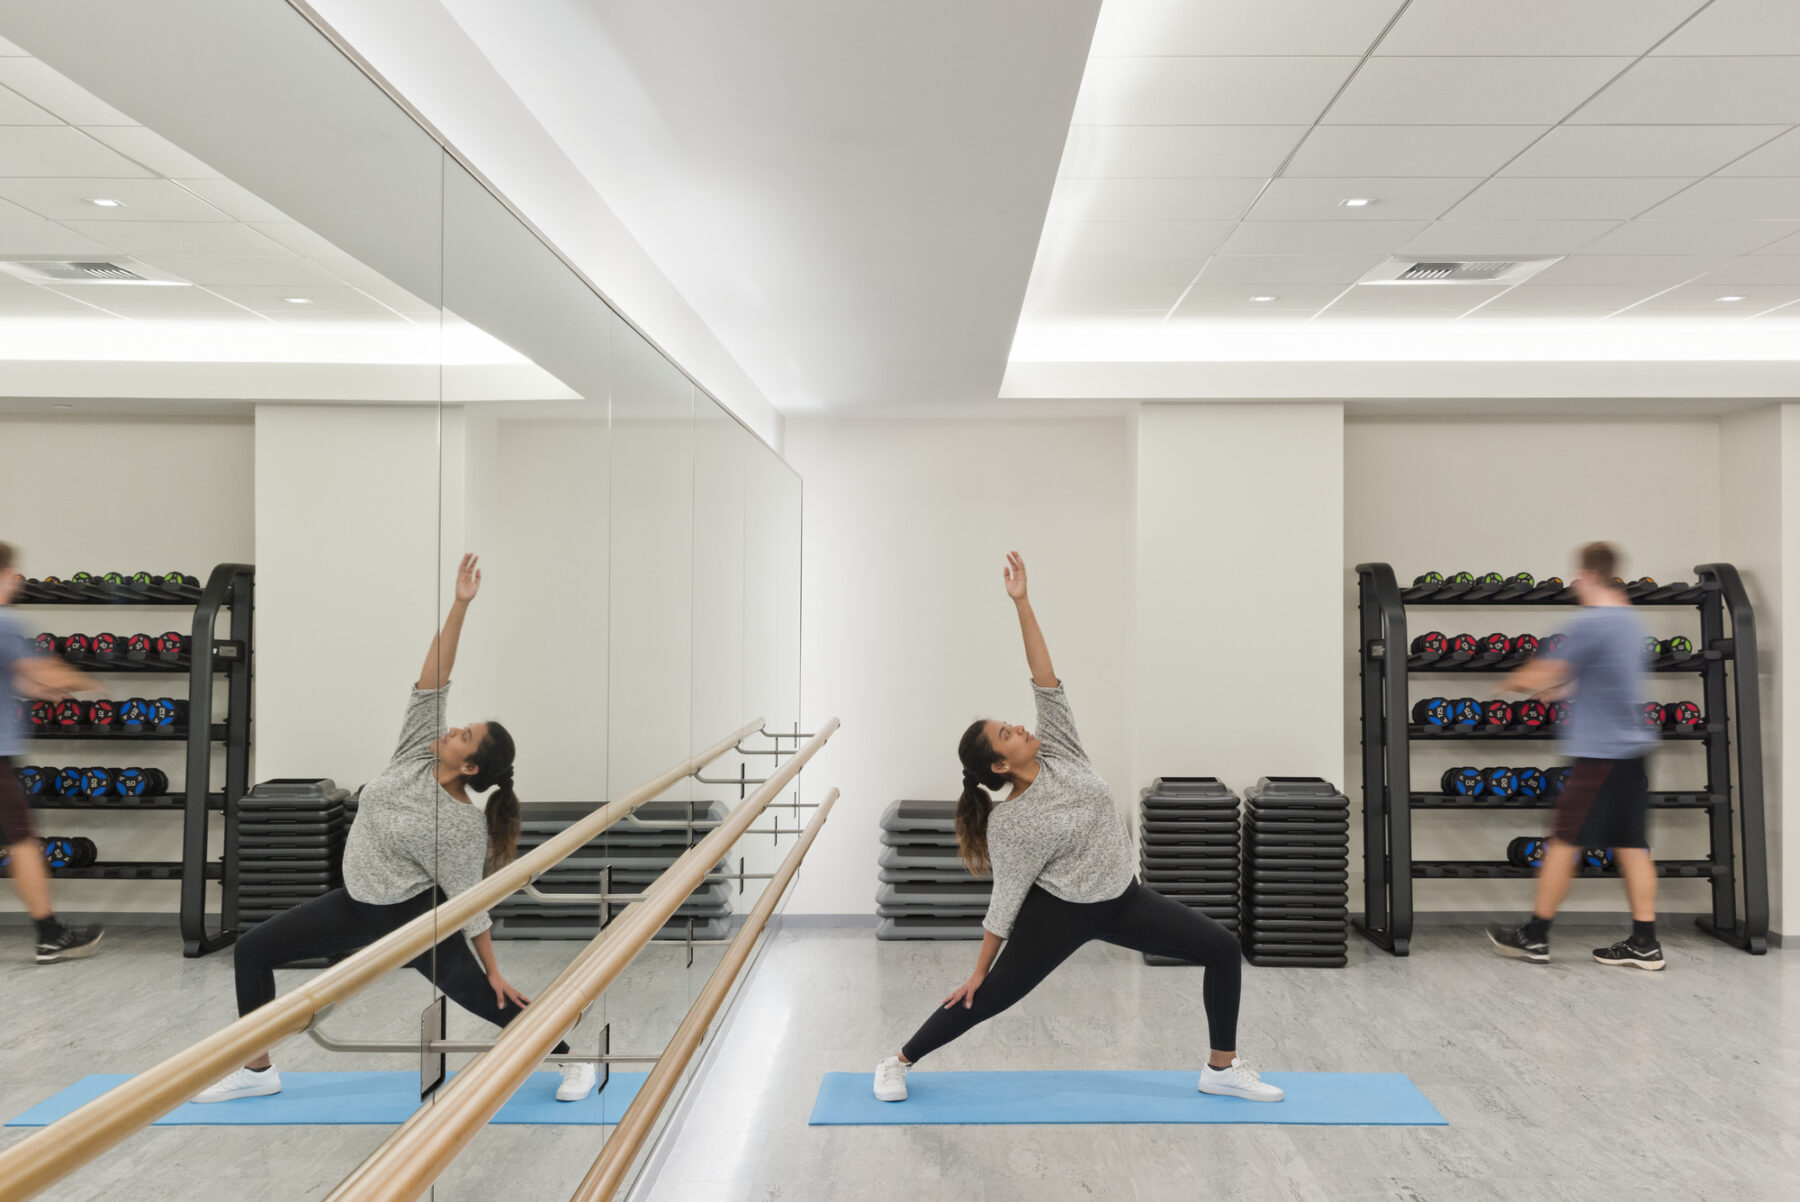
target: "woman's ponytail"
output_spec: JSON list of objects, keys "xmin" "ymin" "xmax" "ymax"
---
[
  {"xmin": 468, "ymin": 720, "xmax": 520, "ymax": 870},
  {"xmin": 955, "ymin": 719, "xmax": 1008, "ymax": 876}
]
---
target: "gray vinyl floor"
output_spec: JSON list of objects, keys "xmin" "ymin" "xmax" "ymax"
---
[
  {"xmin": 3, "ymin": 923, "xmax": 1796, "ymax": 1202},
  {"xmin": 639, "ymin": 922, "xmax": 1799, "ymax": 1202},
  {"xmin": 0, "ymin": 926, "xmax": 718, "ymax": 1202}
]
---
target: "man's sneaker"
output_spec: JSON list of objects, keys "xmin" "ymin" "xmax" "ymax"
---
[
  {"xmin": 1594, "ymin": 940, "xmax": 1665, "ymax": 971},
  {"xmin": 1199, "ymin": 1057, "xmax": 1284, "ymax": 1102},
  {"xmin": 556, "ymin": 1061, "xmax": 597, "ymax": 1101},
  {"xmin": 873, "ymin": 1055, "xmax": 909, "ymax": 1102},
  {"xmin": 1485, "ymin": 923, "xmax": 1549, "ymax": 963},
  {"xmin": 36, "ymin": 923, "xmax": 104, "ymax": 964},
  {"xmin": 193, "ymin": 1065, "xmax": 282, "ymax": 1104}
]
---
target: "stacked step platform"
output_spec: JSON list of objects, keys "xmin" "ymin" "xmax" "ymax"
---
[
  {"xmin": 1138, "ymin": 777, "xmax": 1242, "ymax": 965},
  {"xmin": 1241, "ymin": 777, "xmax": 1350, "ymax": 968},
  {"xmin": 875, "ymin": 800, "xmax": 992, "ymax": 940},
  {"xmin": 234, "ymin": 778, "xmax": 352, "ymax": 932},
  {"xmin": 491, "ymin": 800, "xmax": 734, "ymax": 941}
]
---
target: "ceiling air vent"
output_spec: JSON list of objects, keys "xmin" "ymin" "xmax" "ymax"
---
[
  {"xmin": 1359, "ymin": 256, "xmax": 1562, "ymax": 286},
  {"xmin": 0, "ymin": 258, "xmax": 190, "ymax": 286}
]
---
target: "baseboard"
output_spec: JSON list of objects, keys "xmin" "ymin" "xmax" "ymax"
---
[
  {"xmin": 776, "ymin": 913, "xmax": 877, "ymax": 928},
  {"xmin": 1399, "ymin": 910, "xmax": 1706, "ymax": 927},
  {"xmin": 0, "ymin": 910, "xmax": 179, "ymax": 927}
]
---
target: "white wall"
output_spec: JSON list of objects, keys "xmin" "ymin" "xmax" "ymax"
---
[
  {"xmin": 1345, "ymin": 415, "xmax": 1723, "ymax": 917},
  {"xmin": 0, "ymin": 413, "xmax": 253, "ymax": 915},
  {"xmin": 254, "ymin": 405, "xmax": 445, "ymax": 788},
  {"xmin": 786, "ymin": 417, "xmax": 1133, "ymax": 915},
  {"xmin": 1134, "ymin": 403, "xmax": 1346, "ymax": 796}
]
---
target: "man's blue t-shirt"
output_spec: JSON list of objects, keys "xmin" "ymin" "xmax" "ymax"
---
[
  {"xmin": 0, "ymin": 609, "xmax": 34, "ymax": 757},
  {"xmin": 1541, "ymin": 606, "xmax": 1658, "ymax": 760}
]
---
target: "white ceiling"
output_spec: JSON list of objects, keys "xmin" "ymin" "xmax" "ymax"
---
[
  {"xmin": 1021, "ymin": 0, "xmax": 1800, "ymax": 345},
  {"xmin": 412, "ymin": 0, "xmax": 1101, "ymax": 411},
  {"xmin": 0, "ymin": 43, "xmax": 442, "ymax": 332}
]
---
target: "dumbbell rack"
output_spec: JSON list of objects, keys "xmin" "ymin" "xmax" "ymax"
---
[
  {"xmin": 1353, "ymin": 562, "xmax": 1768, "ymax": 957},
  {"xmin": 14, "ymin": 564, "xmax": 254, "ymax": 957}
]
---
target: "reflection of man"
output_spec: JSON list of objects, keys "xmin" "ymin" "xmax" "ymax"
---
[
  {"xmin": 1485, "ymin": 541, "xmax": 1662, "ymax": 970},
  {"xmin": 2, "ymin": 542, "xmax": 105, "ymax": 963}
]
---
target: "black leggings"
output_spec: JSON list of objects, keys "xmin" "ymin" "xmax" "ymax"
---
[
  {"xmin": 902, "ymin": 882, "xmax": 1241, "ymax": 1064},
  {"xmin": 234, "ymin": 886, "xmax": 568, "ymax": 1054}
]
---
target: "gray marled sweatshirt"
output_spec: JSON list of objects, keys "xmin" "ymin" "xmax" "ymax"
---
[
  {"xmin": 982, "ymin": 683, "xmax": 1135, "ymax": 938},
  {"xmin": 341, "ymin": 685, "xmax": 492, "ymax": 938}
]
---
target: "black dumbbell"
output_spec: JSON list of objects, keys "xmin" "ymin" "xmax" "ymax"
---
[
  {"xmin": 1482, "ymin": 699, "xmax": 1514, "ymax": 727},
  {"xmin": 1508, "ymin": 634, "xmax": 1539, "ymax": 657},
  {"xmin": 1508, "ymin": 572, "xmax": 1535, "ymax": 588},
  {"xmin": 1507, "ymin": 836, "xmax": 1548, "ymax": 868},
  {"xmin": 53, "ymin": 768, "xmax": 85, "ymax": 797},
  {"xmin": 1445, "ymin": 571, "xmax": 1474, "ymax": 586},
  {"xmin": 1514, "ymin": 699, "xmax": 1549, "ymax": 727},
  {"xmin": 1447, "ymin": 633, "xmax": 1479, "ymax": 657},
  {"xmin": 124, "ymin": 633, "xmax": 154, "ymax": 662},
  {"xmin": 57, "ymin": 633, "xmax": 93, "ymax": 658},
  {"xmin": 149, "ymin": 698, "xmax": 189, "ymax": 728},
  {"xmin": 1481, "ymin": 767, "xmax": 1516, "ymax": 796},
  {"xmin": 33, "ymin": 632, "xmax": 57, "ymax": 655},
  {"xmin": 1660, "ymin": 636, "xmax": 1693, "ymax": 655},
  {"xmin": 1412, "ymin": 572, "xmax": 1444, "ymax": 587},
  {"xmin": 1476, "ymin": 572, "xmax": 1505, "ymax": 587},
  {"xmin": 1540, "ymin": 633, "xmax": 1568, "ymax": 656},
  {"xmin": 116, "ymin": 698, "xmax": 153, "ymax": 728},
  {"xmin": 28, "ymin": 700, "xmax": 54, "ymax": 729},
  {"xmin": 1413, "ymin": 697, "xmax": 1451, "ymax": 726},
  {"xmin": 17, "ymin": 765, "xmax": 49, "ymax": 795},
  {"xmin": 51, "ymin": 699, "xmax": 86, "ymax": 728},
  {"xmin": 91, "ymin": 632, "xmax": 120, "ymax": 661},
  {"xmin": 1513, "ymin": 767, "xmax": 1546, "ymax": 798},
  {"xmin": 1479, "ymin": 632, "xmax": 1509, "ymax": 658},
  {"xmin": 154, "ymin": 631, "xmax": 188, "ymax": 661},
  {"xmin": 1641, "ymin": 701, "xmax": 1667, "ymax": 730},
  {"xmin": 116, "ymin": 767, "xmax": 170, "ymax": 797},
  {"xmin": 1409, "ymin": 631, "xmax": 1447, "ymax": 655},
  {"xmin": 1442, "ymin": 766, "xmax": 1483, "ymax": 795},
  {"xmin": 1450, "ymin": 698, "xmax": 1483, "ymax": 727},
  {"xmin": 1663, "ymin": 700, "xmax": 1702, "ymax": 729},
  {"xmin": 81, "ymin": 766, "xmax": 118, "ymax": 798}
]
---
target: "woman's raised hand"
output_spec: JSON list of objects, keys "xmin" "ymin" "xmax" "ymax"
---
[
  {"xmin": 1003, "ymin": 551, "xmax": 1028, "ymax": 601},
  {"xmin": 454, "ymin": 553, "xmax": 482, "ymax": 605}
]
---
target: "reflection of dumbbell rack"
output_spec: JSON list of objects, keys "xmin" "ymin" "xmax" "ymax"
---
[
  {"xmin": 1354, "ymin": 562, "xmax": 1768, "ymax": 957},
  {"xmin": 11, "ymin": 564, "xmax": 254, "ymax": 957}
]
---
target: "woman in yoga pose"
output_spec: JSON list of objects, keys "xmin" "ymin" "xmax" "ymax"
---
[
  {"xmin": 873, "ymin": 552, "xmax": 1280, "ymax": 1104},
  {"xmin": 195, "ymin": 554, "xmax": 594, "ymax": 1104}
]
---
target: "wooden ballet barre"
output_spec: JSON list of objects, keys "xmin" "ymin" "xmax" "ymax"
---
[
  {"xmin": 0, "ymin": 717, "xmax": 767, "ymax": 1202},
  {"xmin": 320, "ymin": 719, "xmax": 841, "ymax": 1202},
  {"xmin": 569, "ymin": 786, "xmax": 840, "ymax": 1202}
]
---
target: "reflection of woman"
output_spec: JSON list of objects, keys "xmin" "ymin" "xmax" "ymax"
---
[
  {"xmin": 872, "ymin": 553, "xmax": 1282, "ymax": 1105},
  {"xmin": 196, "ymin": 555, "xmax": 595, "ymax": 1104}
]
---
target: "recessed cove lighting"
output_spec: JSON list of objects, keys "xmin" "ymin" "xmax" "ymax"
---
[
  {"xmin": 1339, "ymin": 197, "xmax": 1374, "ymax": 208},
  {"xmin": 85, "ymin": 198, "xmax": 124, "ymax": 208},
  {"xmin": 282, "ymin": 297, "xmax": 314, "ymax": 305},
  {"xmin": 1717, "ymin": 295, "xmax": 1748, "ymax": 303},
  {"xmin": 1249, "ymin": 296, "xmax": 1278, "ymax": 303}
]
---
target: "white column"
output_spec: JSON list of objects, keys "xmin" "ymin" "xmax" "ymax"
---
[{"xmin": 1133, "ymin": 403, "xmax": 1346, "ymax": 796}]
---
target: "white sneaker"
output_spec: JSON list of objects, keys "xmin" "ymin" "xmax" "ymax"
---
[
  {"xmin": 1199, "ymin": 1057, "xmax": 1283, "ymax": 1102},
  {"xmin": 192, "ymin": 1065, "xmax": 281, "ymax": 1104},
  {"xmin": 556, "ymin": 1061, "xmax": 597, "ymax": 1101},
  {"xmin": 873, "ymin": 1055, "xmax": 910, "ymax": 1102}
]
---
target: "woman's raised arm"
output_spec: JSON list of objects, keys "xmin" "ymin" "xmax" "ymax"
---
[
  {"xmin": 1004, "ymin": 551, "xmax": 1057, "ymax": 689},
  {"xmin": 417, "ymin": 553, "xmax": 481, "ymax": 690}
]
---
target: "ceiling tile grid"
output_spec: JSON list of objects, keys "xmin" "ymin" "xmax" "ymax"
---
[
  {"xmin": 0, "ymin": 49, "xmax": 431, "ymax": 329},
  {"xmin": 1027, "ymin": 0, "xmax": 1800, "ymax": 330}
]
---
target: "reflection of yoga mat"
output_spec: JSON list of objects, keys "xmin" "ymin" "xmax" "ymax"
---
[
  {"xmin": 7, "ymin": 1071, "xmax": 646, "ymax": 1127},
  {"xmin": 809, "ymin": 1070, "xmax": 1445, "ymax": 1127}
]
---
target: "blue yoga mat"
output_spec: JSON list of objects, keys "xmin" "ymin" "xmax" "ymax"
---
[
  {"xmin": 7, "ymin": 1071, "xmax": 646, "ymax": 1127},
  {"xmin": 810, "ymin": 1070, "xmax": 1446, "ymax": 1126}
]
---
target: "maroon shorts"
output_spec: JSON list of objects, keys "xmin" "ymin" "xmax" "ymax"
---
[
  {"xmin": 0, "ymin": 756, "xmax": 39, "ymax": 846},
  {"xmin": 1551, "ymin": 756, "xmax": 1650, "ymax": 849}
]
